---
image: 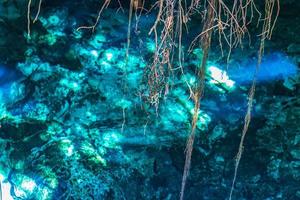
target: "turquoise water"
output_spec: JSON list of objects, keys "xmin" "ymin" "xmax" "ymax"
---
[{"xmin": 0, "ymin": 1, "xmax": 299, "ymax": 200}]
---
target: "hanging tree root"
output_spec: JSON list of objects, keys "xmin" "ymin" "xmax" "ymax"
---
[
  {"xmin": 146, "ymin": 0, "xmax": 175, "ymax": 111},
  {"xmin": 180, "ymin": 1, "xmax": 216, "ymax": 199},
  {"xmin": 228, "ymin": 1, "xmax": 280, "ymax": 199},
  {"xmin": 27, "ymin": 0, "xmax": 43, "ymax": 38},
  {"xmin": 27, "ymin": 0, "xmax": 32, "ymax": 37},
  {"xmin": 76, "ymin": 0, "xmax": 111, "ymax": 32}
]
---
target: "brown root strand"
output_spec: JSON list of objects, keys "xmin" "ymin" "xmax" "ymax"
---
[
  {"xmin": 229, "ymin": 0, "xmax": 280, "ymax": 199},
  {"xmin": 180, "ymin": 0, "xmax": 216, "ymax": 199},
  {"xmin": 76, "ymin": 0, "xmax": 111, "ymax": 32}
]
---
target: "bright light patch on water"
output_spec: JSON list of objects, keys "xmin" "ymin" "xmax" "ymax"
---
[
  {"xmin": 146, "ymin": 40, "xmax": 156, "ymax": 53},
  {"xmin": 229, "ymin": 53, "xmax": 298, "ymax": 83},
  {"xmin": 21, "ymin": 178, "xmax": 37, "ymax": 192},
  {"xmin": 0, "ymin": 174, "xmax": 4, "ymax": 182},
  {"xmin": 0, "ymin": 173, "xmax": 14, "ymax": 200},
  {"xmin": 103, "ymin": 131, "xmax": 123, "ymax": 148},
  {"xmin": 208, "ymin": 66, "xmax": 235, "ymax": 90},
  {"xmin": 66, "ymin": 145, "xmax": 74, "ymax": 157},
  {"xmin": 105, "ymin": 52, "xmax": 114, "ymax": 61},
  {"xmin": 90, "ymin": 50, "xmax": 99, "ymax": 58},
  {"xmin": 71, "ymin": 82, "xmax": 79, "ymax": 90},
  {"xmin": 188, "ymin": 76, "xmax": 196, "ymax": 85},
  {"xmin": 100, "ymin": 61, "xmax": 112, "ymax": 71},
  {"xmin": 59, "ymin": 79, "xmax": 80, "ymax": 91},
  {"xmin": 60, "ymin": 139, "xmax": 74, "ymax": 156},
  {"xmin": 40, "ymin": 188, "xmax": 50, "ymax": 200}
]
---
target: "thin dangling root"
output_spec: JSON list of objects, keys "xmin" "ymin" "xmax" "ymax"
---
[
  {"xmin": 33, "ymin": 0, "xmax": 42, "ymax": 23},
  {"xmin": 180, "ymin": 1, "xmax": 216, "ymax": 199},
  {"xmin": 27, "ymin": 0, "xmax": 32, "ymax": 38},
  {"xmin": 76, "ymin": 0, "xmax": 111, "ymax": 32},
  {"xmin": 228, "ymin": 1, "xmax": 280, "ymax": 199},
  {"xmin": 27, "ymin": 0, "xmax": 43, "ymax": 38}
]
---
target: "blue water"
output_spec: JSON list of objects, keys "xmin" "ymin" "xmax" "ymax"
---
[
  {"xmin": 228, "ymin": 53, "xmax": 298, "ymax": 84},
  {"xmin": 0, "ymin": 64, "xmax": 22, "ymax": 87},
  {"xmin": 0, "ymin": 64, "xmax": 23, "ymax": 103}
]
